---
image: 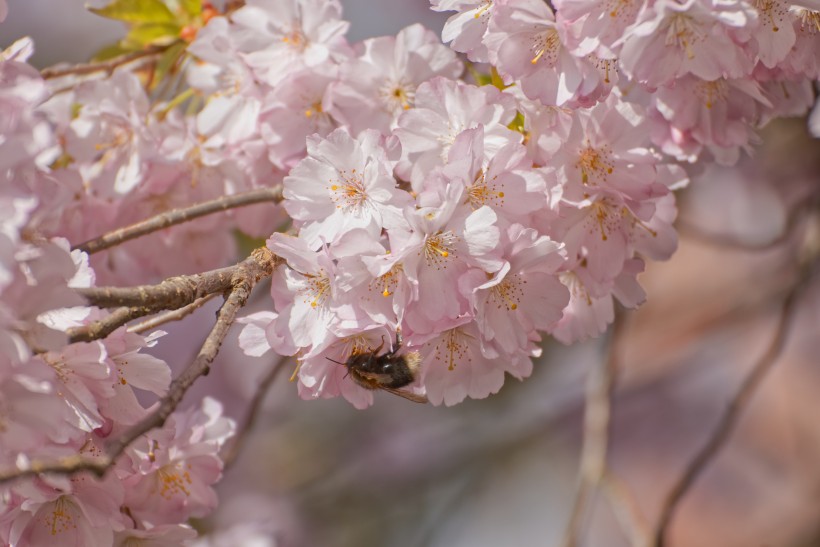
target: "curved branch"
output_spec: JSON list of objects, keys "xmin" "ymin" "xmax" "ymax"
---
[
  {"xmin": 652, "ymin": 275, "xmax": 807, "ymax": 547},
  {"xmin": 0, "ymin": 247, "xmax": 277, "ymax": 485},
  {"xmin": 74, "ymin": 186, "xmax": 283, "ymax": 254},
  {"xmin": 602, "ymin": 471, "xmax": 651, "ymax": 547},
  {"xmin": 127, "ymin": 294, "xmax": 219, "ymax": 334},
  {"xmin": 67, "ymin": 306, "xmax": 149, "ymax": 343},
  {"xmin": 561, "ymin": 311, "xmax": 627, "ymax": 547},
  {"xmin": 40, "ymin": 43, "xmax": 177, "ymax": 80}
]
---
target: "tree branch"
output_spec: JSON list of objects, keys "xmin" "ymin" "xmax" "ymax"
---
[
  {"xmin": 0, "ymin": 247, "xmax": 278, "ymax": 485},
  {"xmin": 74, "ymin": 186, "xmax": 283, "ymax": 254},
  {"xmin": 561, "ymin": 311, "xmax": 627, "ymax": 547},
  {"xmin": 66, "ymin": 306, "xmax": 150, "ymax": 344},
  {"xmin": 127, "ymin": 294, "xmax": 219, "ymax": 334},
  {"xmin": 40, "ymin": 43, "xmax": 177, "ymax": 80},
  {"xmin": 601, "ymin": 471, "xmax": 651, "ymax": 547},
  {"xmin": 76, "ymin": 246, "xmax": 279, "ymax": 313},
  {"xmin": 652, "ymin": 275, "xmax": 807, "ymax": 547}
]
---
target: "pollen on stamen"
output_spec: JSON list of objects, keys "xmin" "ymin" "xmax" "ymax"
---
[
  {"xmin": 423, "ymin": 231, "xmax": 458, "ymax": 269},
  {"xmin": 435, "ymin": 329, "xmax": 470, "ymax": 371}
]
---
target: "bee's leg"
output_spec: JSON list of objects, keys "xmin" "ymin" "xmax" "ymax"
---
[
  {"xmin": 386, "ymin": 327, "xmax": 404, "ymax": 357},
  {"xmin": 373, "ymin": 335, "xmax": 386, "ymax": 355}
]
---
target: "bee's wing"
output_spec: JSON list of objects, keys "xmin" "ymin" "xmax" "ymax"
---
[{"xmin": 380, "ymin": 386, "xmax": 429, "ymax": 404}]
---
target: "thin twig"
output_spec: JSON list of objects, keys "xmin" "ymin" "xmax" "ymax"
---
[
  {"xmin": 40, "ymin": 44, "xmax": 176, "ymax": 80},
  {"xmin": 222, "ymin": 359, "xmax": 286, "ymax": 470},
  {"xmin": 0, "ymin": 247, "xmax": 276, "ymax": 485},
  {"xmin": 601, "ymin": 471, "xmax": 651, "ymax": 547},
  {"xmin": 652, "ymin": 276, "xmax": 807, "ymax": 547},
  {"xmin": 127, "ymin": 293, "xmax": 219, "ymax": 334},
  {"xmin": 74, "ymin": 186, "xmax": 283, "ymax": 254},
  {"xmin": 66, "ymin": 306, "xmax": 149, "ymax": 343},
  {"xmin": 561, "ymin": 311, "xmax": 627, "ymax": 547}
]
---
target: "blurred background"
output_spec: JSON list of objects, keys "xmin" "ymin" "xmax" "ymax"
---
[{"xmin": 2, "ymin": 2, "xmax": 820, "ymax": 546}]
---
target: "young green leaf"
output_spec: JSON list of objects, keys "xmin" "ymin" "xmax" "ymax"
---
[{"xmin": 89, "ymin": 0, "xmax": 176, "ymax": 24}]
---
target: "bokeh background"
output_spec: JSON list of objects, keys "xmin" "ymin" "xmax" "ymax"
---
[{"xmin": 2, "ymin": 2, "xmax": 820, "ymax": 546}]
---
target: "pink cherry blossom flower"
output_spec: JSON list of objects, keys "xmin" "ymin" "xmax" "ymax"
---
[
  {"xmin": 38, "ymin": 340, "xmax": 113, "ymax": 433},
  {"xmin": 394, "ymin": 77, "xmax": 520, "ymax": 190},
  {"xmin": 420, "ymin": 318, "xmax": 530, "ymax": 406},
  {"xmin": 122, "ymin": 398, "xmax": 234, "ymax": 527},
  {"xmin": 261, "ymin": 64, "xmax": 341, "ymax": 170},
  {"xmin": 782, "ymin": 7, "xmax": 820, "ymax": 78},
  {"xmin": 508, "ymin": 86, "xmax": 575, "ymax": 166},
  {"xmin": 186, "ymin": 16, "xmax": 257, "ymax": 96},
  {"xmin": 265, "ymin": 233, "xmax": 343, "ymax": 352},
  {"xmin": 551, "ymin": 270, "xmax": 615, "ymax": 344},
  {"xmin": 283, "ymin": 128, "xmax": 411, "ymax": 248},
  {"xmin": 649, "ymin": 75, "xmax": 771, "ymax": 164},
  {"xmin": 231, "ymin": 0, "xmax": 352, "ymax": 86},
  {"xmin": 0, "ymin": 358, "xmax": 83, "ymax": 454},
  {"xmin": 461, "ymin": 224, "xmax": 569, "ymax": 355},
  {"xmin": 437, "ymin": 126, "xmax": 551, "ymax": 225},
  {"xmin": 552, "ymin": 258, "xmax": 647, "ymax": 343},
  {"xmin": 1, "ymin": 468, "xmax": 126, "ymax": 546},
  {"xmin": 750, "ymin": 0, "xmax": 797, "ymax": 68},
  {"xmin": 0, "ymin": 39, "xmax": 56, "ymax": 173},
  {"xmin": 66, "ymin": 71, "xmax": 156, "ymax": 196},
  {"xmin": 100, "ymin": 329, "xmax": 171, "ymax": 426},
  {"xmin": 432, "ymin": 0, "xmax": 497, "ymax": 62},
  {"xmin": 552, "ymin": 187, "xmax": 678, "ymax": 286},
  {"xmin": 554, "ymin": 0, "xmax": 643, "ymax": 58},
  {"xmin": 398, "ymin": 183, "xmax": 503, "ymax": 333},
  {"xmin": 548, "ymin": 94, "xmax": 671, "ymax": 204},
  {"xmin": 330, "ymin": 24, "xmax": 463, "ymax": 136},
  {"xmin": 237, "ymin": 311, "xmax": 279, "ymax": 358},
  {"xmin": 618, "ymin": 0, "xmax": 758, "ymax": 87},
  {"xmin": 484, "ymin": 0, "xmax": 611, "ymax": 107}
]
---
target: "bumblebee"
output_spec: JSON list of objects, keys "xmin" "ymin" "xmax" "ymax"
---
[{"xmin": 331, "ymin": 331, "xmax": 427, "ymax": 404}]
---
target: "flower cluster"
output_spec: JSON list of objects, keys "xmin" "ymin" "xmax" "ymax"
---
[
  {"xmin": 0, "ymin": 0, "xmax": 818, "ymax": 540},
  {"xmin": 435, "ymin": 0, "xmax": 820, "ymax": 164},
  {"xmin": 223, "ymin": 0, "xmax": 818, "ymax": 407},
  {"xmin": 0, "ymin": 39, "xmax": 235, "ymax": 544}
]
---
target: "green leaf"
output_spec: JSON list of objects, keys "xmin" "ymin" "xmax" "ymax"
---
[
  {"xmin": 150, "ymin": 41, "xmax": 187, "ymax": 89},
  {"xmin": 88, "ymin": 0, "xmax": 176, "ymax": 24},
  {"xmin": 507, "ymin": 112, "xmax": 526, "ymax": 134},
  {"xmin": 90, "ymin": 42, "xmax": 133, "ymax": 62},
  {"xmin": 123, "ymin": 22, "xmax": 181, "ymax": 47},
  {"xmin": 179, "ymin": 0, "xmax": 202, "ymax": 17}
]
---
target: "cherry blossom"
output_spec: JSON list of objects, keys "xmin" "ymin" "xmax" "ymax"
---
[
  {"xmin": 0, "ymin": 0, "xmax": 818, "ymax": 540},
  {"xmin": 282, "ymin": 128, "xmax": 411, "ymax": 248},
  {"xmin": 394, "ymin": 77, "xmax": 519, "ymax": 189},
  {"xmin": 231, "ymin": 0, "xmax": 352, "ymax": 86},
  {"xmin": 618, "ymin": 0, "xmax": 758, "ymax": 87},
  {"xmin": 484, "ymin": 0, "xmax": 611, "ymax": 107},
  {"xmin": 330, "ymin": 23, "xmax": 463, "ymax": 135},
  {"xmin": 432, "ymin": 0, "xmax": 497, "ymax": 62}
]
